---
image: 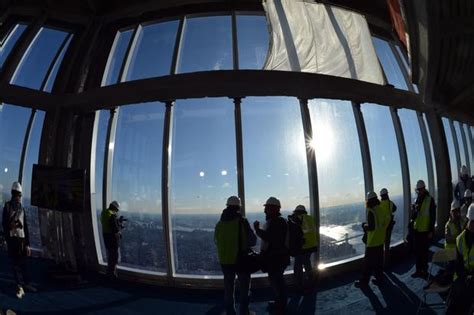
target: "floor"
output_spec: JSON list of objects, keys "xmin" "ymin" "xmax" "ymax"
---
[{"xmin": 0, "ymin": 246, "xmax": 447, "ymax": 315}]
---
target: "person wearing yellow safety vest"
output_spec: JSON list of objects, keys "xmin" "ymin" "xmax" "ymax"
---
[
  {"xmin": 379, "ymin": 188, "xmax": 397, "ymax": 267},
  {"xmin": 410, "ymin": 180, "xmax": 436, "ymax": 279},
  {"xmin": 454, "ymin": 165, "xmax": 472, "ymax": 205},
  {"xmin": 355, "ymin": 191, "xmax": 390, "ymax": 288},
  {"xmin": 445, "ymin": 200, "xmax": 467, "ymax": 251},
  {"xmin": 100, "ymin": 200, "xmax": 125, "ymax": 280},
  {"xmin": 214, "ymin": 196, "xmax": 257, "ymax": 315},
  {"xmin": 446, "ymin": 204, "xmax": 474, "ymax": 314},
  {"xmin": 290, "ymin": 205, "xmax": 318, "ymax": 292},
  {"xmin": 460, "ymin": 189, "xmax": 472, "ymax": 219}
]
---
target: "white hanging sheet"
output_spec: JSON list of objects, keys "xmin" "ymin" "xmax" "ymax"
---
[{"xmin": 263, "ymin": 0, "xmax": 385, "ymax": 85}]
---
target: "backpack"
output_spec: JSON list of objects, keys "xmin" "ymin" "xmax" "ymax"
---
[{"xmin": 287, "ymin": 215, "xmax": 304, "ymax": 257}]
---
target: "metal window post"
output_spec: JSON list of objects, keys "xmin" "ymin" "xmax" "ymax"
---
[
  {"xmin": 298, "ymin": 98, "xmax": 320, "ymax": 266},
  {"xmin": 459, "ymin": 122, "xmax": 471, "ymax": 173},
  {"xmin": 233, "ymin": 98, "xmax": 245, "ymax": 214},
  {"xmin": 102, "ymin": 107, "xmax": 118, "ymax": 211},
  {"xmin": 352, "ymin": 102, "xmax": 373, "ymax": 194},
  {"xmin": 170, "ymin": 17, "xmax": 185, "ymax": 75},
  {"xmin": 18, "ymin": 109, "xmax": 37, "ymax": 184},
  {"xmin": 417, "ymin": 112, "xmax": 435, "ymax": 197},
  {"xmin": 449, "ymin": 119, "xmax": 462, "ymax": 173},
  {"xmin": 231, "ymin": 12, "xmax": 239, "ymax": 70},
  {"xmin": 162, "ymin": 101, "xmax": 175, "ymax": 281},
  {"xmin": 390, "ymin": 107, "xmax": 411, "ymax": 239}
]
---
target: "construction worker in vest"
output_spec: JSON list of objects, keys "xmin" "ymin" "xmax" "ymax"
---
[
  {"xmin": 410, "ymin": 179, "xmax": 436, "ymax": 278},
  {"xmin": 100, "ymin": 200, "xmax": 125, "ymax": 280},
  {"xmin": 214, "ymin": 196, "xmax": 256, "ymax": 315},
  {"xmin": 290, "ymin": 205, "xmax": 318, "ymax": 293},
  {"xmin": 460, "ymin": 189, "xmax": 472, "ymax": 219},
  {"xmin": 254, "ymin": 197, "xmax": 289, "ymax": 314},
  {"xmin": 446, "ymin": 204, "xmax": 474, "ymax": 314},
  {"xmin": 445, "ymin": 200, "xmax": 467, "ymax": 251},
  {"xmin": 355, "ymin": 191, "xmax": 389, "ymax": 288},
  {"xmin": 379, "ymin": 188, "xmax": 397, "ymax": 267},
  {"xmin": 454, "ymin": 165, "xmax": 472, "ymax": 205},
  {"xmin": 2, "ymin": 182, "xmax": 37, "ymax": 298}
]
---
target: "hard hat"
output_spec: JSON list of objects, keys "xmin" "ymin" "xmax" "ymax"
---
[
  {"xmin": 264, "ymin": 197, "xmax": 281, "ymax": 207},
  {"xmin": 416, "ymin": 180, "xmax": 426, "ymax": 190},
  {"xmin": 450, "ymin": 200, "xmax": 460, "ymax": 211},
  {"xmin": 460, "ymin": 165, "xmax": 469, "ymax": 176},
  {"xmin": 380, "ymin": 188, "xmax": 388, "ymax": 196},
  {"xmin": 11, "ymin": 181, "xmax": 22, "ymax": 193},
  {"xmin": 464, "ymin": 189, "xmax": 472, "ymax": 198},
  {"xmin": 366, "ymin": 191, "xmax": 377, "ymax": 201},
  {"xmin": 110, "ymin": 200, "xmax": 120, "ymax": 211},
  {"xmin": 467, "ymin": 204, "xmax": 474, "ymax": 221},
  {"xmin": 226, "ymin": 195, "xmax": 241, "ymax": 207},
  {"xmin": 294, "ymin": 205, "xmax": 306, "ymax": 212}
]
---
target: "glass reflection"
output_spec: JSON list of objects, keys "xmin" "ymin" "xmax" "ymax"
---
[
  {"xmin": 442, "ymin": 117, "xmax": 459, "ymax": 183},
  {"xmin": 372, "ymin": 37, "xmax": 408, "ymax": 90},
  {"xmin": 0, "ymin": 24, "xmax": 27, "ymax": 70},
  {"xmin": 237, "ymin": 15, "xmax": 269, "ymax": 69},
  {"xmin": 102, "ymin": 29, "xmax": 133, "ymax": 86},
  {"xmin": 309, "ymin": 99, "xmax": 365, "ymax": 263},
  {"xmin": 454, "ymin": 121, "xmax": 468, "ymax": 171}
]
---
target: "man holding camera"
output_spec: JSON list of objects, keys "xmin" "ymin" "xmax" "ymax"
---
[
  {"xmin": 2, "ymin": 182, "xmax": 35, "ymax": 298},
  {"xmin": 100, "ymin": 200, "xmax": 125, "ymax": 280}
]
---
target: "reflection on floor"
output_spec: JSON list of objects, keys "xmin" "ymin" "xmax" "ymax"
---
[{"xmin": 0, "ymin": 245, "xmax": 445, "ymax": 315}]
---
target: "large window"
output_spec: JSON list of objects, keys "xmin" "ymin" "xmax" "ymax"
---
[
  {"xmin": 309, "ymin": 100, "xmax": 365, "ymax": 264},
  {"xmin": 442, "ymin": 117, "xmax": 459, "ymax": 183},
  {"xmin": 362, "ymin": 103, "xmax": 404, "ymax": 245},
  {"xmin": 398, "ymin": 109, "xmax": 428, "ymax": 199},
  {"xmin": 10, "ymin": 27, "xmax": 71, "ymax": 90},
  {"xmin": 372, "ymin": 37, "xmax": 408, "ymax": 90},
  {"xmin": 236, "ymin": 15, "xmax": 269, "ymax": 69},
  {"xmin": 124, "ymin": 21, "xmax": 179, "ymax": 80},
  {"xmin": 0, "ymin": 104, "xmax": 31, "ymax": 211},
  {"xmin": 21, "ymin": 111, "xmax": 45, "ymax": 250},
  {"xmin": 170, "ymin": 98, "xmax": 237, "ymax": 275},
  {"xmin": 110, "ymin": 102, "xmax": 166, "ymax": 272},
  {"xmin": 0, "ymin": 24, "xmax": 27, "ymax": 69},
  {"xmin": 242, "ymin": 97, "xmax": 309, "ymax": 270},
  {"xmin": 177, "ymin": 16, "xmax": 232, "ymax": 73}
]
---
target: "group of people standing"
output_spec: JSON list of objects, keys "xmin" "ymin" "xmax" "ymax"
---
[{"xmin": 214, "ymin": 196, "xmax": 317, "ymax": 315}]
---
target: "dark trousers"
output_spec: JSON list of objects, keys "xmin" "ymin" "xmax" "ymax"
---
[
  {"xmin": 361, "ymin": 245, "xmax": 384, "ymax": 283},
  {"xmin": 294, "ymin": 252, "xmax": 313, "ymax": 288},
  {"xmin": 446, "ymin": 277, "xmax": 474, "ymax": 314},
  {"xmin": 414, "ymin": 231, "xmax": 429, "ymax": 273},
  {"xmin": 106, "ymin": 247, "xmax": 119, "ymax": 278},
  {"xmin": 384, "ymin": 223, "xmax": 394, "ymax": 267},
  {"xmin": 7, "ymin": 238, "xmax": 30, "ymax": 287},
  {"xmin": 268, "ymin": 266, "xmax": 287, "ymax": 311},
  {"xmin": 221, "ymin": 264, "xmax": 251, "ymax": 315}
]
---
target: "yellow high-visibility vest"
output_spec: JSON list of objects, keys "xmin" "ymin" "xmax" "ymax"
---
[
  {"xmin": 414, "ymin": 196, "xmax": 432, "ymax": 232},
  {"xmin": 367, "ymin": 205, "xmax": 388, "ymax": 247}
]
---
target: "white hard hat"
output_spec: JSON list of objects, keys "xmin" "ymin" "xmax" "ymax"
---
[
  {"xmin": 110, "ymin": 200, "xmax": 120, "ymax": 210},
  {"xmin": 416, "ymin": 180, "xmax": 426, "ymax": 190},
  {"xmin": 464, "ymin": 189, "xmax": 472, "ymax": 198},
  {"xmin": 467, "ymin": 204, "xmax": 474, "ymax": 221},
  {"xmin": 226, "ymin": 196, "xmax": 241, "ymax": 207},
  {"xmin": 380, "ymin": 188, "xmax": 388, "ymax": 196},
  {"xmin": 11, "ymin": 181, "xmax": 22, "ymax": 193},
  {"xmin": 366, "ymin": 191, "xmax": 377, "ymax": 201},
  {"xmin": 451, "ymin": 200, "xmax": 461, "ymax": 211},
  {"xmin": 460, "ymin": 165, "xmax": 469, "ymax": 176},
  {"xmin": 294, "ymin": 205, "xmax": 306, "ymax": 212},
  {"xmin": 264, "ymin": 197, "xmax": 281, "ymax": 207}
]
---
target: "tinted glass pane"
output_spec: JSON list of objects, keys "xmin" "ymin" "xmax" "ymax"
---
[
  {"xmin": 102, "ymin": 30, "xmax": 133, "ymax": 86},
  {"xmin": 170, "ymin": 98, "xmax": 237, "ymax": 275},
  {"xmin": 372, "ymin": 37, "xmax": 408, "ymax": 90},
  {"xmin": 442, "ymin": 117, "xmax": 459, "ymax": 183},
  {"xmin": 0, "ymin": 104, "xmax": 30, "ymax": 206},
  {"xmin": 92, "ymin": 110, "xmax": 110, "ymax": 264},
  {"xmin": 43, "ymin": 35, "xmax": 73, "ymax": 92},
  {"xmin": 11, "ymin": 27, "xmax": 69, "ymax": 90},
  {"xmin": 237, "ymin": 15, "xmax": 269, "ymax": 69},
  {"xmin": 423, "ymin": 114, "xmax": 437, "ymax": 199},
  {"xmin": 21, "ymin": 110, "xmax": 45, "ymax": 250},
  {"xmin": 454, "ymin": 121, "xmax": 468, "ymax": 172},
  {"xmin": 464, "ymin": 124, "xmax": 474, "ymax": 175},
  {"xmin": 124, "ymin": 21, "xmax": 178, "ymax": 80},
  {"xmin": 0, "ymin": 24, "xmax": 27, "ymax": 70},
  {"xmin": 242, "ymin": 97, "xmax": 309, "ymax": 271},
  {"xmin": 309, "ymin": 100, "xmax": 365, "ymax": 264},
  {"xmin": 399, "ymin": 109, "xmax": 428, "ymax": 199},
  {"xmin": 362, "ymin": 103, "xmax": 404, "ymax": 244},
  {"xmin": 111, "ymin": 102, "xmax": 166, "ymax": 272},
  {"xmin": 178, "ymin": 16, "xmax": 232, "ymax": 73}
]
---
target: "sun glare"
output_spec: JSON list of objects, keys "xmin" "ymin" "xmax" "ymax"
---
[{"xmin": 309, "ymin": 123, "xmax": 335, "ymax": 164}]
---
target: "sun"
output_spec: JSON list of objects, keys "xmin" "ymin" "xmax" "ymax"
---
[{"xmin": 309, "ymin": 123, "xmax": 335, "ymax": 165}]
